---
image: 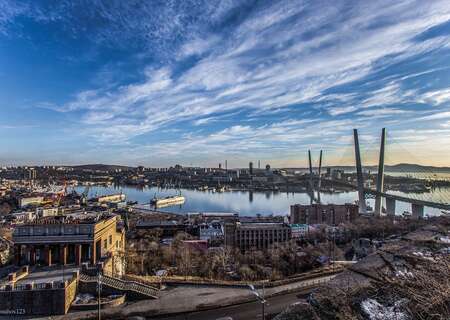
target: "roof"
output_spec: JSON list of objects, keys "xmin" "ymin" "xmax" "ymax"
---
[
  {"xmin": 290, "ymin": 224, "xmax": 308, "ymax": 228},
  {"xmin": 20, "ymin": 212, "xmax": 115, "ymax": 226},
  {"xmin": 136, "ymin": 220, "xmax": 184, "ymax": 227},
  {"xmin": 237, "ymin": 222, "xmax": 289, "ymax": 229}
]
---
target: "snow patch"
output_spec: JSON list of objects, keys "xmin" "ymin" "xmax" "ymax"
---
[
  {"xmin": 439, "ymin": 236, "xmax": 450, "ymax": 243},
  {"xmin": 395, "ymin": 269, "xmax": 413, "ymax": 278},
  {"xmin": 361, "ymin": 298, "xmax": 408, "ymax": 320}
]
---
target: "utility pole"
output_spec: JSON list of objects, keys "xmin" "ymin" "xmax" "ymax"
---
[
  {"xmin": 262, "ymin": 283, "xmax": 265, "ymax": 320},
  {"xmin": 97, "ymin": 270, "xmax": 102, "ymax": 320},
  {"xmin": 249, "ymin": 284, "xmax": 266, "ymax": 320}
]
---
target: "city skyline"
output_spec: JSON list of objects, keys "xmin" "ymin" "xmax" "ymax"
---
[{"xmin": 1, "ymin": 0, "xmax": 450, "ymax": 167}]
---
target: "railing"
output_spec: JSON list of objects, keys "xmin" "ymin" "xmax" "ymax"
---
[
  {"xmin": 0, "ymin": 274, "xmax": 78, "ymax": 292},
  {"xmin": 79, "ymin": 273, "xmax": 159, "ymax": 298},
  {"xmin": 2, "ymin": 269, "xmax": 79, "ymax": 292},
  {"xmin": 125, "ymin": 265, "xmax": 344, "ymax": 288}
]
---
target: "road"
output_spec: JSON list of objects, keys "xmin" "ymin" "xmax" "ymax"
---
[{"xmin": 153, "ymin": 290, "xmax": 310, "ymax": 320}]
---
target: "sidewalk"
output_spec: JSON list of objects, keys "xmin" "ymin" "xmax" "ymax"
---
[{"xmin": 55, "ymin": 274, "xmax": 337, "ymax": 320}]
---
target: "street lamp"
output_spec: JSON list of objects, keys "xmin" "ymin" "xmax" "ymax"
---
[
  {"xmin": 248, "ymin": 284, "xmax": 266, "ymax": 320},
  {"xmin": 97, "ymin": 270, "xmax": 102, "ymax": 320}
]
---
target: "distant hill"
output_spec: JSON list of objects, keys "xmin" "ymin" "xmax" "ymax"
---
[
  {"xmin": 384, "ymin": 163, "xmax": 450, "ymax": 173},
  {"xmin": 70, "ymin": 164, "xmax": 134, "ymax": 171},
  {"xmin": 283, "ymin": 163, "xmax": 450, "ymax": 173}
]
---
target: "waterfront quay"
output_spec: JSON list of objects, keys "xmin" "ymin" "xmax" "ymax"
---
[{"xmin": 0, "ymin": 167, "xmax": 449, "ymax": 318}]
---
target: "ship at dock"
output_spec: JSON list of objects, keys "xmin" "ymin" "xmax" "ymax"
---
[{"xmin": 151, "ymin": 194, "xmax": 185, "ymax": 208}]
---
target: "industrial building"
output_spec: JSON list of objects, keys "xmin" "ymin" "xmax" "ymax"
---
[
  {"xmin": 290, "ymin": 203, "xmax": 359, "ymax": 225},
  {"xmin": 224, "ymin": 222, "xmax": 291, "ymax": 251}
]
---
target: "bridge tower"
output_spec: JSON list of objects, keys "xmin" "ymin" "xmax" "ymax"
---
[
  {"xmin": 318, "ymin": 150, "xmax": 323, "ymax": 190},
  {"xmin": 374, "ymin": 128, "xmax": 386, "ymax": 216},
  {"xmin": 353, "ymin": 129, "xmax": 367, "ymax": 214},
  {"xmin": 308, "ymin": 150, "xmax": 313, "ymax": 204}
]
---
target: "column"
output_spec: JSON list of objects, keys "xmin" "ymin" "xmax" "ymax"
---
[
  {"xmin": 91, "ymin": 243, "xmax": 97, "ymax": 265},
  {"xmin": 75, "ymin": 244, "xmax": 82, "ymax": 266},
  {"xmin": 386, "ymin": 198, "xmax": 396, "ymax": 217},
  {"xmin": 30, "ymin": 245, "xmax": 36, "ymax": 265},
  {"xmin": 44, "ymin": 245, "xmax": 52, "ymax": 266},
  {"xmin": 59, "ymin": 245, "xmax": 67, "ymax": 265},
  {"xmin": 14, "ymin": 245, "xmax": 21, "ymax": 265},
  {"xmin": 412, "ymin": 204, "xmax": 424, "ymax": 219}
]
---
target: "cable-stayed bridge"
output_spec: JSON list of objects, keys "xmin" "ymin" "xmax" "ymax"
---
[{"xmin": 306, "ymin": 128, "xmax": 450, "ymax": 218}]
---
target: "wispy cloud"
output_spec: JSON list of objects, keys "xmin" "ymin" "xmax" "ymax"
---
[{"xmin": 2, "ymin": 0, "xmax": 450, "ymax": 165}]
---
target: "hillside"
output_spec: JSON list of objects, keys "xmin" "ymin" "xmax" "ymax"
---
[{"xmin": 70, "ymin": 164, "xmax": 134, "ymax": 171}]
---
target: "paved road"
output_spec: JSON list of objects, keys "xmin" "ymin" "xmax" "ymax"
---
[{"xmin": 153, "ymin": 290, "xmax": 310, "ymax": 320}]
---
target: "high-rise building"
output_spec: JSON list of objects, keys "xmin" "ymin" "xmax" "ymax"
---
[
  {"xmin": 249, "ymin": 162, "xmax": 253, "ymax": 175},
  {"xmin": 27, "ymin": 168, "xmax": 37, "ymax": 180}
]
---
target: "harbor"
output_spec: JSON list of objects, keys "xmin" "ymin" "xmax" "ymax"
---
[{"xmin": 74, "ymin": 185, "xmax": 450, "ymax": 217}]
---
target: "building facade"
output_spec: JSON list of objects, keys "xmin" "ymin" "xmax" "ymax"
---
[
  {"xmin": 12, "ymin": 214, "xmax": 125, "ymax": 269},
  {"xmin": 225, "ymin": 222, "xmax": 291, "ymax": 251},
  {"xmin": 290, "ymin": 224, "xmax": 309, "ymax": 239},
  {"xmin": 290, "ymin": 203, "xmax": 358, "ymax": 225}
]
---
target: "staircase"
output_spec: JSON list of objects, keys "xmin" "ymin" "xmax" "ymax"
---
[{"xmin": 79, "ymin": 273, "xmax": 159, "ymax": 299}]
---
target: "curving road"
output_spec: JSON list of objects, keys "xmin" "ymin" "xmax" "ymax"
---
[{"xmin": 153, "ymin": 289, "xmax": 311, "ymax": 320}]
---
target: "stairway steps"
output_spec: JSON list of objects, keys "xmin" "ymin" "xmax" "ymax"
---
[{"xmin": 79, "ymin": 272, "xmax": 159, "ymax": 298}]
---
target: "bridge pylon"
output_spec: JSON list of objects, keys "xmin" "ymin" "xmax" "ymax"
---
[
  {"xmin": 374, "ymin": 128, "xmax": 386, "ymax": 216},
  {"xmin": 353, "ymin": 129, "xmax": 367, "ymax": 214},
  {"xmin": 307, "ymin": 150, "xmax": 323, "ymax": 204}
]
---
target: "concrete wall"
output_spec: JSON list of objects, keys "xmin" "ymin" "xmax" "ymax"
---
[{"xmin": 0, "ymin": 277, "xmax": 78, "ymax": 316}]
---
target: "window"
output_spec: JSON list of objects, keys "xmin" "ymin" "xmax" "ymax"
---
[
  {"xmin": 109, "ymin": 235, "xmax": 112, "ymax": 245},
  {"xmin": 104, "ymin": 239, "xmax": 107, "ymax": 249}
]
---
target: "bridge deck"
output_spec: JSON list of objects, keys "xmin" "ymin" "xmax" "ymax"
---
[{"xmin": 316, "ymin": 177, "xmax": 450, "ymax": 210}]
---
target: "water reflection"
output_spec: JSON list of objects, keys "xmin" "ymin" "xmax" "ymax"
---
[{"xmin": 75, "ymin": 185, "xmax": 448, "ymax": 217}]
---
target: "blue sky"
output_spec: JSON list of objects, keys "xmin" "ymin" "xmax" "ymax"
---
[{"xmin": 1, "ymin": 0, "xmax": 450, "ymax": 167}]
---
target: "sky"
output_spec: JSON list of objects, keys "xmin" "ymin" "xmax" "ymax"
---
[{"xmin": 1, "ymin": 0, "xmax": 450, "ymax": 168}]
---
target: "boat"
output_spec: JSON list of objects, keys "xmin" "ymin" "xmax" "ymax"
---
[{"xmin": 151, "ymin": 195, "xmax": 185, "ymax": 208}]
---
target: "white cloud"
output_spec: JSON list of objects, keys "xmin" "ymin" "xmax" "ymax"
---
[
  {"xmin": 420, "ymin": 88, "xmax": 450, "ymax": 105},
  {"xmin": 13, "ymin": 0, "xmax": 448, "ymax": 166},
  {"xmin": 357, "ymin": 108, "xmax": 407, "ymax": 117},
  {"xmin": 419, "ymin": 111, "xmax": 450, "ymax": 121},
  {"xmin": 51, "ymin": 0, "xmax": 450, "ymax": 144}
]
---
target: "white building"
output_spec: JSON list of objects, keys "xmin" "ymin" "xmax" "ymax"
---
[
  {"xmin": 199, "ymin": 224, "xmax": 223, "ymax": 242},
  {"xmin": 19, "ymin": 196, "xmax": 44, "ymax": 208},
  {"xmin": 36, "ymin": 207, "xmax": 59, "ymax": 217}
]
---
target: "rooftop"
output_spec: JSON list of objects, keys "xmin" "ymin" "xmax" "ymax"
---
[
  {"xmin": 20, "ymin": 212, "xmax": 115, "ymax": 226},
  {"xmin": 237, "ymin": 222, "xmax": 289, "ymax": 229}
]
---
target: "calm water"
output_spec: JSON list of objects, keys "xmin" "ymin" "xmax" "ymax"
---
[{"xmin": 74, "ymin": 185, "xmax": 450, "ymax": 217}]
